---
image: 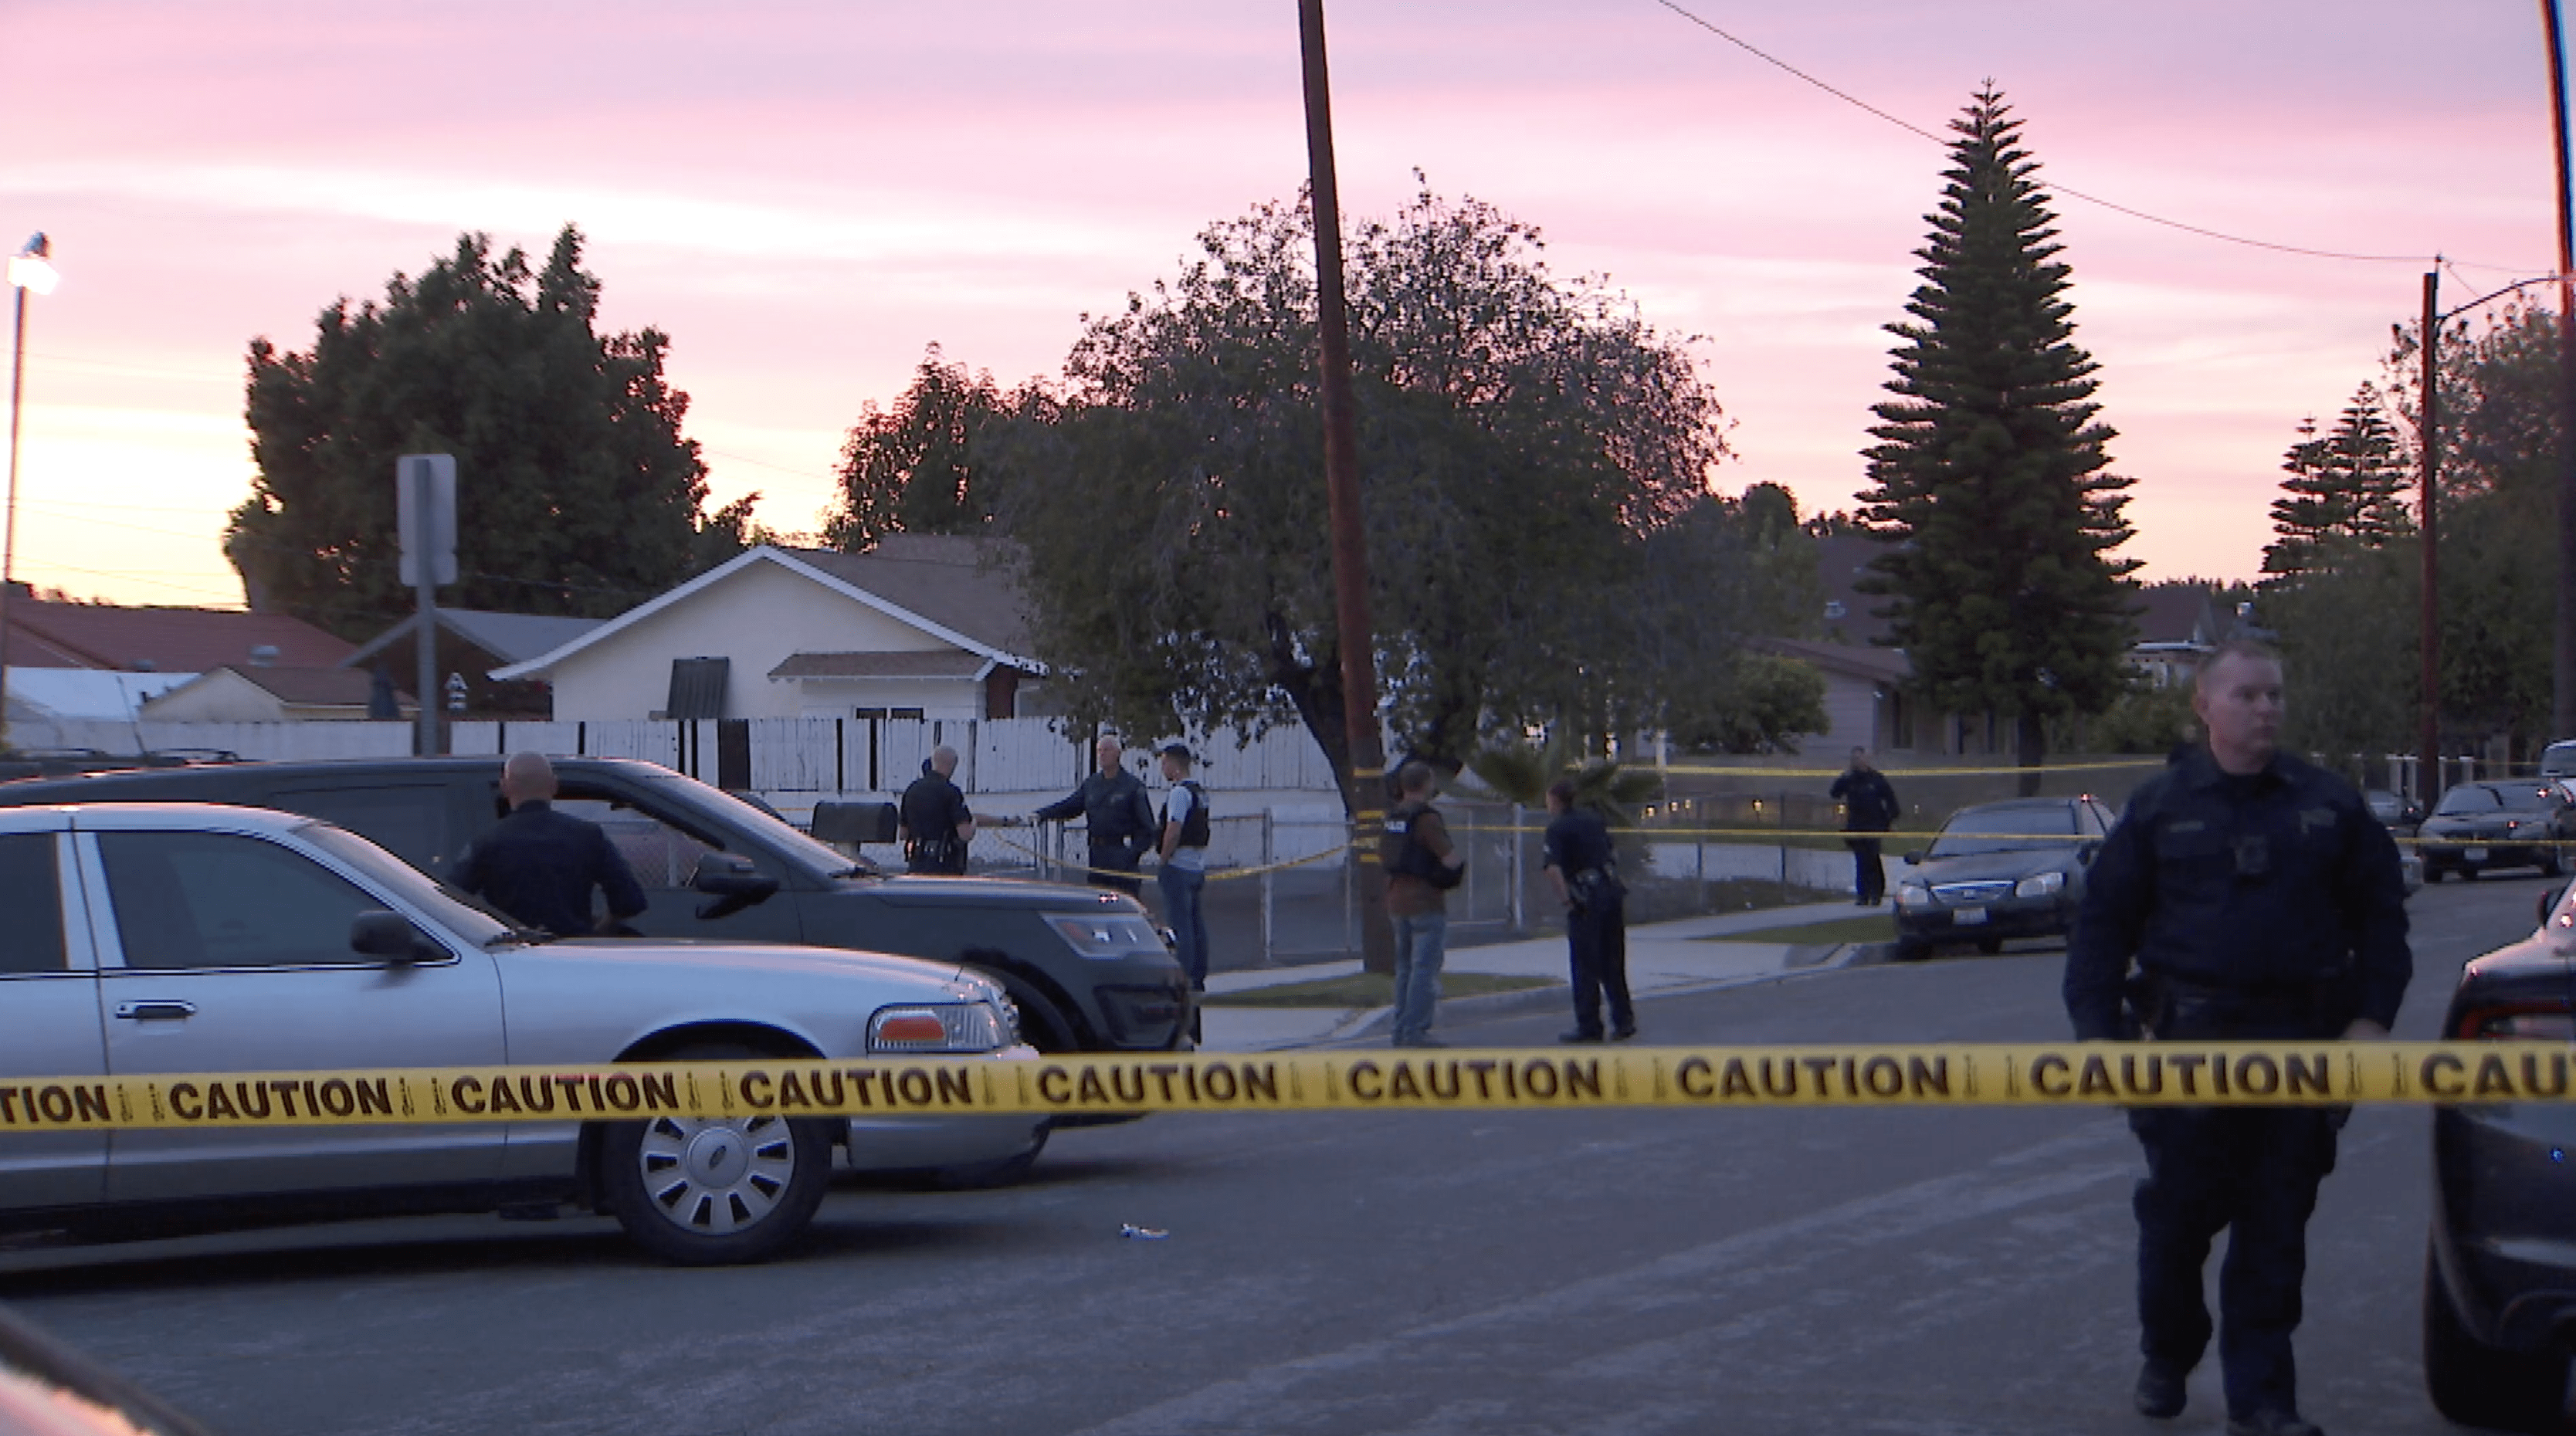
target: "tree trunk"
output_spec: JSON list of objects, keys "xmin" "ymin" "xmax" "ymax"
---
[
  {"xmin": 1268, "ymin": 621, "xmax": 1395, "ymax": 973},
  {"xmin": 2015, "ymin": 713, "xmax": 2045, "ymax": 798}
]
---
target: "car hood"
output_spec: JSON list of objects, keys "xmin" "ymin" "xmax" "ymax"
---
[
  {"xmin": 839, "ymin": 872, "xmax": 1150, "ymax": 915},
  {"xmin": 1905, "ymin": 848, "xmax": 2077, "ymax": 885},
  {"xmin": 507, "ymin": 937, "xmax": 992, "ymax": 999}
]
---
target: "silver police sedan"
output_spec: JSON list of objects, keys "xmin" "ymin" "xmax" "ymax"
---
[{"xmin": 0, "ymin": 803, "xmax": 1044, "ymax": 1265}]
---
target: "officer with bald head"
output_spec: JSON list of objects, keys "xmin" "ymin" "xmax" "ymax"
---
[{"xmin": 455, "ymin": 751, "xmax": 649, "ymax": 936}]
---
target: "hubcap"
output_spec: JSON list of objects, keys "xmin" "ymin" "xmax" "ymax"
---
[{"xmin": 636, "ymin": 1116, "xmax": 796, "ymax": 1235}]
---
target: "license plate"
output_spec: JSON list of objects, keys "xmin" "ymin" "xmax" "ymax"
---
[
  {"xmin": 1953, "ymin": 906, "xmax": 1988, "ymax": 926},
  {"xmin": 2463, "ymin": 847, "xmax": 2489, "ymax": 862}
]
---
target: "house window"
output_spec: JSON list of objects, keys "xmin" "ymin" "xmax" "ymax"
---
[{"xmin": 665, "ymin": 658, "xmax": 730, "ymax": 720}]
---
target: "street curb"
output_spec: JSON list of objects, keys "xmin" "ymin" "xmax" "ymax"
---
[
  {"xmin": 1323, "ymin": 980, "xmax": 1575, "ymax": 1045},
  {"xmin": 1842, "ymin": 941, "xmax": 1900, "ymax": 967}
]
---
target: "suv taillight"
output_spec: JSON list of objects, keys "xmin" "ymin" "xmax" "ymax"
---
[{"xmin": 2457, "ymin": 1000, "xmax": 2576, "ymax": 1041}]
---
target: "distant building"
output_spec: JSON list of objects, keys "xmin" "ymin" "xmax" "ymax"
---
[
  {"xmin": 493, "ymin": 535, "xmax": 1049, "ymax": 723},
  {"xmin": 342, "ymin": 608, "xmax": 605, "ymax": 717},
  {"xmin": 141, "ymin": 666, "xmax": 412, "ymax": 723}
]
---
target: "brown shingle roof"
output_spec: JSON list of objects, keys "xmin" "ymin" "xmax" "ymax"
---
[
  {"xmin": 784, "ymin": 537, "xmax": 1033, "ymax": 657},
  {"xmin": 9, "ymin": 602, "xmax": 354, "ymax": 673},
  {"xmin": 225, "ymin": 666, "xmax": 392, "ymax": 707}
]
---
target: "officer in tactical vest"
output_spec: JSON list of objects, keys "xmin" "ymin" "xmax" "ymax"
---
[
  {"xmin": 1033, "ymin": 735, "xmax": 1158, "ymax": 896},
  {"xmin": 2064, "ymin": 640, "xmax": 2411, "ymax": 1436},
  {"xmin": 1154, "ymin": 742, "xmax": 1212, "ymax": 990},
  {"xmin": 897, "ymin": 744, "xmax": 976, "ymax": 875}
]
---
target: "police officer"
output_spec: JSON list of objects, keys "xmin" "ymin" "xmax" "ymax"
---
[
  {"xmin": 1154, "ymin": 743, "xmax": 1212, "ymax": 990},
  {"xmin": 1829, "ymin": 747, "xmax": 1898, "ymax": 906},
  {"xmin": 455, "ymin": 751, "xmax": 649, "ymax": 937},
  {"xmin": 1544, "ymin": 777, "xmax": 1634, "ymax": 1044},
  {"xmin": 897, "ymin": 745, "xmax": 978, "ymax": 875},
  {"xmin": 1032, "ymin": 735, "xmax": 1158, "ymax": 896},
  {"xmin": 2064, "ymin": 640, "xmax": 2411, "ymax": 1436}
]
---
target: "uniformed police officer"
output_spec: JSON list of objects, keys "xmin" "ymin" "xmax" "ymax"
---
[
  {"xmin": 2064, "ymin": 640, "xmax": 2411, "ymax": 1436},
  {"xmin": 1032, "ymin": 735, "xmax": 1158, "ymax": 896},
  {"xmin": 455, "ymin": 751, "xmax": 649, "ymax": 937},
  {"xmin": 897, "ymin": 745, "xmax": 978, "ymax": 875}
]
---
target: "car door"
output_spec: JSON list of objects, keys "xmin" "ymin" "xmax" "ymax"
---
[
  {"xmin": 81, "ymin": 818, "xmax": 510, "ymax": 1204},
  {"xmin": 544, "ymin": 781, "xmax": 805, "ymax": 945},
  {"xmin": 0, "ymin": 821, "xmax": 107, "ymax": 1211}
]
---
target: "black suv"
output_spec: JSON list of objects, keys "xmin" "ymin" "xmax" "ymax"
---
[
  {"xmin": 0, "ymin": 757, "xmax": 1188, "ymax": 1055},
  {"xmin": 2424, "ymin": 879, "xmax": 2576, "ymax": 1431}
]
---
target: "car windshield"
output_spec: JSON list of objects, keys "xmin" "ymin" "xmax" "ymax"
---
[
  {"xmin": 639, "ymin": 770, "xmax": 859, "ymax": 880},
  {"xmin": 2435, "ymin": 786, "xmax": 2504, "ymax": 815},
  {"xmin": 1928, "ymin": 806, "xmax": 2076, "ymax": 858},
  {"xmin": 2498, "ymin": 785, "xmax": 2561, "ymax": 811},
  {"xmin": 296, "ymin": 821, "xmax": 520, "ymax": 947}
]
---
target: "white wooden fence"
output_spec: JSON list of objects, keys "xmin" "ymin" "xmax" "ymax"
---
[{"xmin": 26, "ymin": 715, "xmax": 1347, "ymax": 798}]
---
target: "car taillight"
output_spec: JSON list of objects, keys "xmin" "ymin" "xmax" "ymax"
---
[{"xmin": 2457, "ymin": 1001, "xmax": 2576, "ymax": 1041}]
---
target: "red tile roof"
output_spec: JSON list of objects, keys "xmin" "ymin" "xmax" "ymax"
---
[{"xmin": 7, "ymin": 602, "xmax": 355, "ymax": 673}]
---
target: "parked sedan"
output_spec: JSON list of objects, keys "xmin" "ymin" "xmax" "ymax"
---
[
  {"xmin": 2418, "ymin": 781, "xmax": 2576, "ymax": 882},
  {"xmin": 2422, "ymin": 879, "xmax": 2576, "ymax": 1430},
  {"xmin": 1891, "ymin": 796, "xmax": 2117, "ymax": 961},
  {"xmin": 0, "ymin": 802, "xmax": 1042, "ymax": 1265}
]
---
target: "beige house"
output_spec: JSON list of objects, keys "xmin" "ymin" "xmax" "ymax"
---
[
  {"xmin": 140, "ymin": 666, "xmax": 409, "ymax": 723},
  {"xmin": 493, "ymin": 536, "xmax": 1049, "ymax": 723}
]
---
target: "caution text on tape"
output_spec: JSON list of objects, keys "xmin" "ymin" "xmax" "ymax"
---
[{"xmin": 0, "ymin": 1043, "xmax": 2569, "ymax": 1132}]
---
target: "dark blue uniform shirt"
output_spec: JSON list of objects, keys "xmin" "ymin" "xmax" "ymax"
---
[
  {"xmin": 454, "ymin": 800, "xmax": 649, "ymax": 937},
  {"xmin": 2063, "ymin": 747, "xmax": 2411, "ymax": 1041},
  {"xmin": 1034, "ymin": 770, "xmax": 1156, "ymax": 855}
]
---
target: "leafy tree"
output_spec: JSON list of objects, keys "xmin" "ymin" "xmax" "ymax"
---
[
  {"xmin": 992, "ymin": 184, "xmax": 1731, "ymax": 823},
  {"xmin": 2260, "ymin": 388, "xmax": 2412, "ymax": 581},
  {"xmin": 1663, "ymin": 652, "xmax": 1829, "ymax": 754},
  {"xmin": 823, "ymin": 346, "xmax": 1012, "ymax": 550},
  {"xmin": 1856, "ymin": 88, "xmax": 2140, "ymax": 794},
  {"xmin": 229, "ymin": 229, "xmax": 725, "ymax": 636}
]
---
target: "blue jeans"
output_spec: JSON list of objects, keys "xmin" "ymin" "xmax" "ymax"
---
[
  {"xmin": 1158, "ymin": 864, "xmax": 1209, "ymax": 987},
  {"xmin": 1390, "ymin": 909, "xmax": 1448, "ymax": 1043}
]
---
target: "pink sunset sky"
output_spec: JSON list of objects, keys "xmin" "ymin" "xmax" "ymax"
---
[{"xmin": 0, "ymin": 0, "xmax": 2560, "ymax": 611}]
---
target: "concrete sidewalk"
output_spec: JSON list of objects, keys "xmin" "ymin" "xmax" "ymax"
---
[{"xmin": 1198, "ymin": 899, "xmax": 1884, "ymax": 1051}]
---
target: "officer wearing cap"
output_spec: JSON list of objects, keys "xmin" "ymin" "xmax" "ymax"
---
[
  {"xmin": 1032, "ymin": 735, "xmax": 1158, "ymax": 896},
  {"xmin": 1154, "ymin": 742, "xmax": 1212, "ymax": 990},
  {"xmin": 456, "ymin": 751, "xmax": 649, "ymax": 937},
  {"xmin": 2063, "ymin": 639, "xmax": 2411, "ymax": 1436}
]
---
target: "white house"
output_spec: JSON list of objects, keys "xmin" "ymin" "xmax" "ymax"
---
[
  {"xmin": 493, "ymin": 535, "xmax": 1050, "ymax": 723},
  {"xmin": 140, "ymin": 666, "xmax": 408, "ymax": 723}
]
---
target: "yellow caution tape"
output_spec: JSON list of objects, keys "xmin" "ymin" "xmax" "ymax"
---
[
  {"xmin": 980, "ymin": 831, "xmax": 1356, "ymax": 883},
  {"xmin": 2, "ymin": 1044, "xmax": 2568, "ymax": 1131}
]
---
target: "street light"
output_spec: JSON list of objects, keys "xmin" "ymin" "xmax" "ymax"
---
[{"xmin": 2, "ymin": 233, "xmax": 55, "ymax": 753}]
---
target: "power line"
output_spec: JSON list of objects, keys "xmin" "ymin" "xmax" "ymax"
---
[{"xmin": 1647, "ymin": 0, "xmax": 2537, "ymax": 269}]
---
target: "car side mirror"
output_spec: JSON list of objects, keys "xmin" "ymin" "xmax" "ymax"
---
[
  {"xmin": 1902, "ymin": 850, "xmax": 1924, "ymax": 865},
  {"xmin": 351, "ymin": 910, "xmax": 432, "ymax": 962},
  {"xmin": 2542, "ymin": 881, "xmax": 2571, "ymax": 929},
  {"xmin": 692, "ymin": 852, "xmax": 780, "ymax": 899}
]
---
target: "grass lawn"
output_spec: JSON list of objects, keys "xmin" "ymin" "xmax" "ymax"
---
[
  {"xmin": 1202, "ymin": 971, "xmax": 1560, "ymax": 1008},
  {"xmin": 1693, "ymin": 913, "xmax": 1896, "ymax": 946}
]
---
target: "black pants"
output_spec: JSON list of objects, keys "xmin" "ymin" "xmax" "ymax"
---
[
  {"xmin": 1566, "ymin": 901, "xmax": 1632, "ymax": 1037},
  {"xmin": 1845, "ymin": 835, "xmax": 1886, "ymax": 903},
  {"xmin": 1087, "ymin": 844, "xmax": 1144, "ymax": 897},
  {"xmin": 2130, "ymin": 1105, "xmax": 2339, "ymax": 1419}
]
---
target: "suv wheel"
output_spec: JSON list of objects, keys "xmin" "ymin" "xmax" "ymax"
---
[
  {"xmin": 602, "ymin": 1043, "xmax": 832, "ymax": 1265},
  {"xmin": 2423, "ymin": 1245, "xmax": 2568, "ymax": 1429}
]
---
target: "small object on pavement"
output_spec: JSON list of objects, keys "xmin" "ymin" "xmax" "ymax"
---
[{"xmin": 1120, "ymin": 1223, "xmax": 1170, "ymax": 1240}]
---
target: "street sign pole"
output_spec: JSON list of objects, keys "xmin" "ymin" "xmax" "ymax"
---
[{"xmin": 397, "ymin": 455, "xmax": 457, "ymax": 757}]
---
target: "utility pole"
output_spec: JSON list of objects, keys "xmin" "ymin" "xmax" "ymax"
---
[
  {"xmin": 2421, "ymin": 271, "xmax": 2443, "ymax": 806},
  {"xmin": 2546, "ymin": 0, "xmax": 2576, "ymax": 742},
  {"xmin": 1297, "ymin": 0, "xmax": 1393, "ymax": 974}
]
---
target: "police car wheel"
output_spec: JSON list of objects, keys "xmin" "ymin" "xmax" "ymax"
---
[
  {"xmin": 602, "ymin": 1045, "xmax": 833, "ymax": 1266},
  {"xmin": 2422, "ymin": 1245, "xmax": 2565, "ymax": 1428}
]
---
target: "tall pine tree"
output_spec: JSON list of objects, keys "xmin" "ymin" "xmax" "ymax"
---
[
  {"xmin": 1858, "ymin": 87, "xmax": 2138, "ymax": 791},
  {"xmin": 2260, "ymin": 386, "xmax": 2412, "ymax": 580}
]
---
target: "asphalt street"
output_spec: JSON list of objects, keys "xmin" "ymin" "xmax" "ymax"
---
[{"xmin": 0, "ymin": 872, "xmax": 2548, "ymax": 1436}]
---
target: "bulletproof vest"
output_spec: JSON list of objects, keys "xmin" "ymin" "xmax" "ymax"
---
[{"xmin": 1163, "ymin": 781, "xmax": 1211, "ymax": 848}]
